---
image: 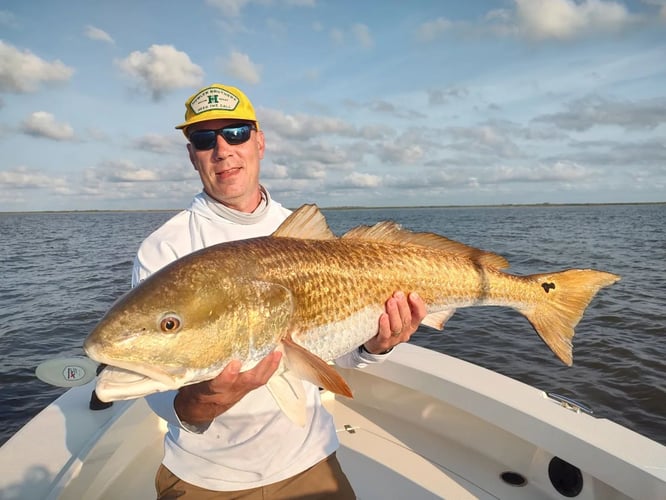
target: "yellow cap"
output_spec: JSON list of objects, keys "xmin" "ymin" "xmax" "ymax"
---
[{"xmin": 175, "ymin": 84, "xmax": 258, "ymax": 135}]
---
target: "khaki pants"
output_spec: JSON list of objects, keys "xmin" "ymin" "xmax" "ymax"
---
[{"xmin": 156, "ymin": 452, "xmax": 356, "ymax": 499}]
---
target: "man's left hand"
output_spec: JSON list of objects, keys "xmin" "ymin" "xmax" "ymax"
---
[{"xmin": 363, "ymin": 291, "xmax": 426, "ymax": 354}]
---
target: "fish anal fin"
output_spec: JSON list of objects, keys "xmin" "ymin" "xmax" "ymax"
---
[
  {"xmin": 281, "ymin": 336, "xmax": 353, "ymax": 398},
  {"xmin": 266, "ymin": 366, "xmax": 307, "ymax": 427},
  {"xmin": 421, "ymin": 309, "xmax": 456, "ymax": 330},
  {"xmin": 342, "ymin": 223, "xmax": 509, "ymax": 269},
  {"xmin": 272, "ymin": 204, "xmax": 336, "ymax": 240}
]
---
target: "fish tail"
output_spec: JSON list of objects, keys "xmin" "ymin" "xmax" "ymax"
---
[{"xmin": 521, "ymin": 269, "xmax": 620, "ymax": 366}]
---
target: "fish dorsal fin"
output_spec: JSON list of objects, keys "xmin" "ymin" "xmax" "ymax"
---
[
  {"xmin": 342, "ymin": 222, "xmax": 509, "ymax": 269},
  {"xmin": 272, "ymin": 204, "xmax": 336, "ymax": 240}
]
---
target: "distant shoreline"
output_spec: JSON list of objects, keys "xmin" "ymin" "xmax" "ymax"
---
[{"xmin": 1, "ymin": 200, "xmax": 665, "ymax": 215}]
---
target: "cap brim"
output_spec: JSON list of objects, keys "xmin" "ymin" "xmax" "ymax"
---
[{"xmin": 176, "ymin": 116, "xmax": 259, "ymax": 131}]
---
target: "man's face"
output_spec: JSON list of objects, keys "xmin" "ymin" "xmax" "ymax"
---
[{"xmin": 186, "ymin": 119, "xmax": 265, "ymax": 212}]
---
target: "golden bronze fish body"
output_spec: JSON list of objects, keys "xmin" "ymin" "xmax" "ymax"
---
[{"xmin": 83, "ymin": 204, "xmax": 620, "ymax": 416}]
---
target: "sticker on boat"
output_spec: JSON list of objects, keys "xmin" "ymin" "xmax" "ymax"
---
[{"xmin": 35, "ymin": 357, "xmax": 99, "ymax": 387}]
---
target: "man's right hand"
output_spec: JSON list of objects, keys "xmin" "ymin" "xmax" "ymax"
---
[{"xmin": 174, "ymin": 351, "xmax": 282, "ymax": 427}]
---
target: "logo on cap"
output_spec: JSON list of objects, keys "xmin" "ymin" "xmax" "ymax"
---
[{"xmin": 189, "ymin": 87, "xmax": 239, "ymax": 115}]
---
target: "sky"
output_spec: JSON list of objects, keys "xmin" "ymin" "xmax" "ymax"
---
[{"xmin": 1, "ymin": 0, "xmax": 665, "ymax": 211}]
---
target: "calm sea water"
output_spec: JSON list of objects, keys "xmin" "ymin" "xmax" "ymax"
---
[{"xmin": 0, "ymin": 204, "xmax": 664, "ymax": 447}]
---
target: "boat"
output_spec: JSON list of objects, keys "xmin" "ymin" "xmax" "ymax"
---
[{"xmin": 1, "ymin": 343, "xmax": 664, "ymax": 499}]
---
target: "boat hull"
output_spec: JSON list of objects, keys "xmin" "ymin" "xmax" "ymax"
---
[{"xmin": 1, "ymin": 345, "xmax": 664, "ymax": 499}]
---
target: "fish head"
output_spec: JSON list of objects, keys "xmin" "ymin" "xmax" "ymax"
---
[{"xmin": 83, "ymin": 251, "xmax": 294, "ymax": 400}]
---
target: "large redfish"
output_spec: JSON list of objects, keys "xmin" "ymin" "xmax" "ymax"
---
[{"xmin": 83, "ymin": 204, "xmax": 620, "ymax": 424}]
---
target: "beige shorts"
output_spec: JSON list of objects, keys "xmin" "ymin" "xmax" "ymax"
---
[{"xmin": 155, "ymin": 452, "xmax": 356, "ymax": 499}]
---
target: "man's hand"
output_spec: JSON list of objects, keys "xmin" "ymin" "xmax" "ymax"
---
[
  {"xmin": 174, "ymin": 351, "xmax": 282, "ymax": 426},
  {"xmin": 363, "ymin": 291, "xmax": 426, "ymax": 354}
]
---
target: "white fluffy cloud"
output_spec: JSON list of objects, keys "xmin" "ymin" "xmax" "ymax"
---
[
  {"xmin": 0, "ymin": 41, "xmax": 73, "ymax": 93},
  {"xmin": 514, "ymin": 0, "xmax": 634, "ymax": 40},
  {"xmin": 0, "ymin": 165, "xmax": 68, "ymax": 189},
  {"xmin": 20, "ymin": 111, "xmax": 74, "ymax": 140},
  {"xmin": 117, "ymin": 44, "xmax": 204, "ymax": 100},
  {"xmin": 223, "ymin": 51, "xmax": 261, "ymax": 85},
  {"xmin": 416, "ymin": 0, "xmax": 639, "ymax": 42},
  {"xmin": 342, "ymin": 172, "xmax": 382, "ymax": 188}
]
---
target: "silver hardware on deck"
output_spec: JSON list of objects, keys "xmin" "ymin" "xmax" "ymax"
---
[{"xmin": 546, "ymin": 392, "xmax": 594, "ymax": 415}]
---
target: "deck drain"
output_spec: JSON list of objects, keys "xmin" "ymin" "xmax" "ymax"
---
[{"xmin": 500, "ymin": 471, "xmax": 527, "ymax": 487}]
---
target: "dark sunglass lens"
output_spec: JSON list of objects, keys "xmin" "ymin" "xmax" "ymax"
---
[
  {"xmin": 189, "ymin": 130, "xmax": 217, "ymax": 150},
  {"xmin": 221, "ymin": 125, "xmax": 252, "ymax": 145},
  {"xmin": 189, "ymin": 124, "xmax": 253, "ymax": 150}
]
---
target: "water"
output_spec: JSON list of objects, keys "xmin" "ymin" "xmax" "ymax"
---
[{"xmin": 0, "ymin": 205, "xmax": 664, "ymax": 447}]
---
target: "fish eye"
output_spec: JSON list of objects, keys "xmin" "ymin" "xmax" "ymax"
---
[{"xmin": 159, "ymin": 314, "xmax": 182, "ymax": 333}]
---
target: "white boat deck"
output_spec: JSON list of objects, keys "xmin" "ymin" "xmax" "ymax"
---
[{"xmin": 1, "ymin": 345, "xmax": 664, "ymax": 500}]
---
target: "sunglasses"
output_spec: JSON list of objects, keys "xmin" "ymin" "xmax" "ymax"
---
[{"xmin": 188, "ymin": 123, "xmax": 257, "ymax": 150}]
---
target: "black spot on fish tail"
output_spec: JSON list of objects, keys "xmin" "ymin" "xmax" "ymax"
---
[{"xmin": 541, "ymin": 282, "xmax": 556, "ymax": 293}]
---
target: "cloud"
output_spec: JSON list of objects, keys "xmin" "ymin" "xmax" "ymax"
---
[
  {"xmin": 416, "ymin": 0, "xmax": 642, "ymax": 42},
  {"xmin": 131, "ymin": 133, "xmax": 186, "ymax": 154},
  {"xmin": 285, "ymin": 0, "xmax": 316, "ymax": 6},
  {"xmin": 533, "ymin": 95, "xmax": 666, "ymax": 131},
  {"xmin": 0, "ymin": 10, "xmax": 19, "ymax": 29},
  {"xmin": 416, "ymin": 17, "xmax": 454, "ymax": 41},
  {"xmin": 223, "ymin": 51, "xmax": 261, "ymax": 85},
  {"xmin": 514, "ymin": 0, "xmax": 636, "ymax": 40},
  {"xmin": 329, "ymin": 28, "xmax": 345, "ymax": 45},
  {"xmin": 340, "ymin": 172, "xmax": 382, "ymax": 188},
  {"xmin": 328, "ymin": 23, "xmax": 375, "ymax": 49},
  {"xmin": 116, "ymin": 44, "xmax": 204, "ymax": 100},
  {"xmin": 351, "ymin": 23, "xmax": 374, "ymax": 49},
  {"xmin": 0, "ymin": 165, "xmax": 69, "ymax": 190},
  {"xmin": 570, "ymin": 137, "xmax": 666, "ymax": 167},
  {"xmin": 0, "ymin": 41, "xmax": 73, "ymax": 93},
  {"xmin": 20, "ymin": 112, "xmax": 75, "ymax": 140},
  {"xmin": 206, "ymin": 0, "xmax": 252, "ymax": 17},
  {"xmin": 260, "ymin": 108, "xmax": 356, "ymax": 139},
  {"xmin": 106, "ymin": 162, "xmax": 160, "ymax": 182},
  {"xmin": 490, "ymin": 161, "xmax": 596, "ymax": 183},
  {"xmin": 261, "ymin": 162, "xmax": 289, "ymax": 179},
  {"xmin": 446, "ymin": 124, "xmax": 523, "ymax": 159},
  {"xmin": 342, "ymin": 98, "xmax": 426, "ymax": 121},
  {"xmin": 69, "ymin": 160, "xmax": 201, "ymax": 206},
  {"xmin": 84, "ymin": 25, "xmax": 114, "ymax": 44},
  {"xmin": 14, "ymin": 159, "xmax": 196, "ymax": 207},
  {"xmin": 206, "ymin": 0, "xmax": 315, "ymax": 18},
  {"xmin": 427, "ymin": 87, "xmax": 469, "ymax": 105},
  {"xmin": 375, "ymin": 142, "xmax": 424, "ymax": 165}
]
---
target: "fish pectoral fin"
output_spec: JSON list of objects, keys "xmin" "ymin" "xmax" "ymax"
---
[
  {"xmin": 421, "ymin": 309, "xmax": 456, "ymax": 330},
  {"xmin": 266, "ymin": 368, "xmax": 307, "ymax": 427},
  {"xmin": 282, "ymin": 336, "xmax": 353, "ymax": 398}
]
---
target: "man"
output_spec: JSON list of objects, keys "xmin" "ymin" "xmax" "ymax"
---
[{"xmin": 132, "ymin": 83, "xmax": 426, "ymax": 499}]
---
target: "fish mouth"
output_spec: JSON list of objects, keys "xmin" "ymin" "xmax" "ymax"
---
[
  {"xmin": 94, "ymin": 364, "xmax": 179, "ymax": 402},
  {"xmin": 85, "ymin": 343, "xmax": 184, "ymax": 401}
]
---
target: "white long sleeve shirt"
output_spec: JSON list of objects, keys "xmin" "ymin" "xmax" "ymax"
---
[{"xmin": 132, "ymin": 190, "xmax": 386, "ymax": 491}]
